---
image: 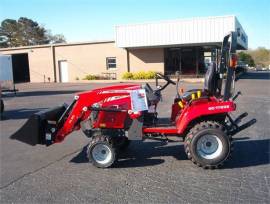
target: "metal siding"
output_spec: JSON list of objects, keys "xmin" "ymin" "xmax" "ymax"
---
[
  {"xmin": 235, "ymin": 17, "xmax": 248, "ymax": 49},
  {"xmin": 116, "ymin": 16, "xmax": 247, "ymax": 49}
]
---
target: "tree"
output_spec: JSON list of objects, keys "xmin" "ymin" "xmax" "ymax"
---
[
  {"xmin": 249, "ymin": 47, "xmax": 270, "ymax": 67},
  {"xmin": 237, "ymin": 51, "xmax": 255, "ymax": 66},
  {"xmin": 0, "ymin": 17, "xmax": 66, "ymax": 48}
]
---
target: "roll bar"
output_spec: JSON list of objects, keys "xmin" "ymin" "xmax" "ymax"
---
[{"xmin": 216, "ymin": 31, "xmax": 238, "ymax": 101}]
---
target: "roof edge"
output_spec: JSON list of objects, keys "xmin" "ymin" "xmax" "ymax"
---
[
  {"xmin": 0, "ymin": 40, "xmax": 115, "ymax": 51},
  {"xmin": 115, "ymin": 15, "xmax": 236, "ymax": 28}
]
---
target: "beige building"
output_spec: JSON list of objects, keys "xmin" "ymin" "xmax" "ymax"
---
[
  {"xmin": 0, "ymin": 15, "xmax": 247, "ymax": 83},
  {"xmin": 0, "ymin": 41, "xmax": 164, "ymax": 83}
]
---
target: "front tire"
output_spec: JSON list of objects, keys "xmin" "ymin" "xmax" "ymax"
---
[
  {"xmin": 87, "ymin": 135, "xmax": 117, "ymax": 168},
  {"xmin": 184, "ymin": 121, "xmax": 232, "ymax": 169}
]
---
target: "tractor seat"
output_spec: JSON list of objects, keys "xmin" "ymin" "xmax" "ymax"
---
[
  {"xmin": 181, "ymin": 63, "xmax": 217, "ymax": 102},
  {"xmin": 181, "ymin": 89, "xmax": 204, "ymax": 101}
]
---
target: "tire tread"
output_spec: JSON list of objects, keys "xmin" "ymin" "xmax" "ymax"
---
[
  {"xmin": 87, "ymin": 134, "xmax": 117, "ymax": 168},
  {"xmin": 184, "ymin": 121, "xmax": 233, "ymax": 169}
]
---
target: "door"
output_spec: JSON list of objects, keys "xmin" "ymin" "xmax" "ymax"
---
[
  {"xmin": 181, "ymin": 48, "xmax": 196, "ymax": 74},
  {"xmin": 11, "ymin": 53, "xmax": 30, "ymax": 83},
  {"xmin": 59, "ymin": 61, "xmax": 69, "ymax": 82},
  {"xmin": 164, "ymin": 48, "xmax": 181, "ymax": 75}
]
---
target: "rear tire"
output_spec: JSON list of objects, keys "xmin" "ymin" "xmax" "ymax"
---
[
  {"xmin": 87, "ymin": 135, "xmax": 117, "ymax": 168},
  {"xmin": 184, "ymin": 121, "xmax": 232, "ymax": 169}
]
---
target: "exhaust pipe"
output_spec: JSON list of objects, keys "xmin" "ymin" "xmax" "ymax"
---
[{"xmin": 10, "ymin": 105, "xmax": 67, "ymax": 146}]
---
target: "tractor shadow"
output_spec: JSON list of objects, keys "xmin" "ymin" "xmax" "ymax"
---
[
  {"xmin": 224, "ymin": 138, "xmax": 270, "ymax": 169},
  {"xmin": 238, "ymin": 71, "xmax": 270, "ymax": 80},
  {"xmin": 70, "ymin": 138, "xmax": 270, "ymax": 169},
  {"xmin": 1, "ymin": 108, "xmax": 48, "ymax": 120},
  {"xmin": 115, "ymin": 141, "xmax": 187, "ymax": 168},
  {"xmin": 70, "ymin": 141, "xmax": 186, "ymax": 168}
]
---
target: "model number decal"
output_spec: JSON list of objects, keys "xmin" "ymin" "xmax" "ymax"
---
[{"xmin": 208, "ymin": 105, "xmax": 230, "ymax": 111}]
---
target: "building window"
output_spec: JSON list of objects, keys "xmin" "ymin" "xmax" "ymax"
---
[{"xmin": 106, "ymin": 57, "xmax": 117, "ymax": 69}]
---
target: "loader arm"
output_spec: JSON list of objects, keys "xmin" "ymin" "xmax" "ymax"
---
[
  {"xmin": 11, "ymin": 88, "xmax": 135, "ymax": 146},
  {"xmin": 54, "ymin": 90, "xmax": 132, "ymax": 143}
]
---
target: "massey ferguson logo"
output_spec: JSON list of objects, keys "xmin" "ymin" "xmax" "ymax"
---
[{"xmin": 208, "ymin": 105, "xmax": 230, "ymax": 111}]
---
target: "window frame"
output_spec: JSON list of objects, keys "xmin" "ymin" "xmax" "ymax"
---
[{"xmin": 106, "ymin": 57, "xmax": 117, "ymax": 70}]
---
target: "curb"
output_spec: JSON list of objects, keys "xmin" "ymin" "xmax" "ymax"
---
[{"xmin": 76, "ymin": 78, "xmax": 204, "ymax": 83}]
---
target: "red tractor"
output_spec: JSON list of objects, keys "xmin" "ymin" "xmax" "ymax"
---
[{"xmin": 12, "ymin": 32, "xmax": 256, "ymax": 169}]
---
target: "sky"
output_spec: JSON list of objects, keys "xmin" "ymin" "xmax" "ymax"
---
[{"xmin": 0, "ymin": 0, "xmax": 269, "ymax": 49}]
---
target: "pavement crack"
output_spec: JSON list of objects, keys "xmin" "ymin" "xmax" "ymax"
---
[{"xmin": 0, "ymin": 148, "xmax": 82, "ymax": 190}]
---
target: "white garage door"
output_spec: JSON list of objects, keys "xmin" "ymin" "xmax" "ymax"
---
[{"xmin": 59, "ymin": 61, "xmax": 69, "ymax": 82}]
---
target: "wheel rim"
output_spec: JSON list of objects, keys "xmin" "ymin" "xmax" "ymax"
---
[
  {"xmin": 196, "ymin": 134, "xmax": 223, "ymax": 160},
  {"xmin": 92, "ymin": 144, "xmax": 112, "ymax": 165}
]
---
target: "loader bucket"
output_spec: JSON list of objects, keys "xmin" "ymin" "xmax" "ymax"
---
[{"xmin": 10, "ymin": 105, "xmax": 67, "ymax": 146}]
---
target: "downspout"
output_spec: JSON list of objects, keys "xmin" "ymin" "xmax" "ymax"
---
[
  {"xmin": 195, "ymin": 47, "xmax": 199, "ymax": 77},
  {"xmin": 126, "ymin": 48, "xmax": 130, "ymax": 72},
  {"xmin": 179, "ymin": 48, "xmax": 182, "ymax": 74},
  {"xmin": 51, "ymin": 45, "xmax": 57, "ymax": 82}
]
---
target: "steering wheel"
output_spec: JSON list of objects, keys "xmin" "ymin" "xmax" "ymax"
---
[{"xmin": 156, "ymin": 73, "xmax": 176, "ymax": 85}]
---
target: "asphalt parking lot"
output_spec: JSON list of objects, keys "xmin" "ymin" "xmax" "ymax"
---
[{"xmin": 0, "ymin": 71, "xmax": 269, "ymax": 203}]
